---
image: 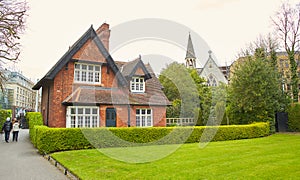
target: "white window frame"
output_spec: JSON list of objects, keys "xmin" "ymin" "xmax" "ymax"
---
[
  {"xmin": 74, "ymin": 63, "xmax": 101, "ymax": 84},
  {"xmin": 136, "ymin": 108, "xmax": 152, "ymax": 127},
  {"xmin": 130, "ymin": 77, "xmax": 145, "ymax": 93},
  {"xmin": 66, "ymin": 106, "xmax": 99, "ymax": 128}
]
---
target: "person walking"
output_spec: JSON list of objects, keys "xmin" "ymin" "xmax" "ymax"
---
[
  {"xmin": 2, "ymin": 117, "xmax": 12, "ymax": 143},
  {"xmin": 12, "ymin": 118, "xmax": 20, "ymax": 142}
]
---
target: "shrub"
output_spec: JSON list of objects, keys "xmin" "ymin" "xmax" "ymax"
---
[
  {"xmin": 0, "ymin": 109, "xmax": 12, "ymax": 130},
  {"xmin": 26, "ymin": 112, "xmax": 44, "ymax": 146},
  {"xmin": 288, "ymin": 103, "xmax": 300, "ymax": 132},
  {"xmin": 32, "ymin": 122, "xmax": 270, "ymax": 154}
]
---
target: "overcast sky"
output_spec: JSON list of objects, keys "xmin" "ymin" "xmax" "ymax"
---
[{"xmin": 9, "ymin": 0, "xmax": 300, "ymax": 81}]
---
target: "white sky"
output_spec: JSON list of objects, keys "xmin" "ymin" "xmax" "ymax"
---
[{"xmin": 9, "ymin": 0, "xmax": 300, "ymax": 81}]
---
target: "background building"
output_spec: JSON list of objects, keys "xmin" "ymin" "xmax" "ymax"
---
[
  {"xmin": 185, "ymin": 33, "xmax": 230, "ymax": 86},
  {"xmin": 0, "ymin": 69, "xmax": 40, "ymax": 117}
]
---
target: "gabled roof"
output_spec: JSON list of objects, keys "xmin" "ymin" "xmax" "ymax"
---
[
  {"xmin": 185, "ymin": 33, "xmax": 196, "ymax": 59},
  {"xmin": 32, "ymin": 26, "xmax": 127, "ymax": 90},
  {"xmin": 120, "ymin": 56, "xmax": 152, "ymax": 80}
]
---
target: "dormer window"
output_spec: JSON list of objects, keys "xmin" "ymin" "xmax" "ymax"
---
[
  {"xmin": 74, "ymin": 63, "xmax": 101, "ymax": 84},
  {"xmin": 130, "ymin": 77, "xmax": 145, "ymax": 93}
]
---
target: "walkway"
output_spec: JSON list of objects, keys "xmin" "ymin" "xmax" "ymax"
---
[{"xmin": 0, "ymin": 129, "xmax": 69, "ymax": 180}]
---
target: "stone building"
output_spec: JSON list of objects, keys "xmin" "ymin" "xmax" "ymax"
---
[{"xmin": 185, "ymin": 33, "xmax": 229, "ymax": 86}]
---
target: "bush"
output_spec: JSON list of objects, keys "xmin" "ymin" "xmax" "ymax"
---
[
  {"xmin": 26, "ymin": 112, "xmax": 44, "ymax": 146},
  {"xmin": 32, "ymin": 122, "xmax": 270, "ymax": 154},
  {"xmin": 0, "ymin": 109, "xmax": 12, "ymax": 130},
  {"xmin": 288, "ymin": 103, "xmax": 300, "ymax": 132}
]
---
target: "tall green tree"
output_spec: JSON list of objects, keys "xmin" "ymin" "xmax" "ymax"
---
[
  {"xmin": 159, "ymin": 62, "xmax": 211, "ymax": 123},
  {"xmin": 228, "ymin": 49, "xmax": 285, "ymax": 124},
  {"xmin": 159, "ymin": 62, "xmax": 200, "ymax": 118},
  {"xmin": 272, "ymin": 1, "xmax": 300, "ymax": 102}
]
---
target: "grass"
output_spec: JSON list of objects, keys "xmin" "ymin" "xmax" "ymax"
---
[{"xmin": 51, "ymin": 133, "xmax": 300, "ymax": 179}]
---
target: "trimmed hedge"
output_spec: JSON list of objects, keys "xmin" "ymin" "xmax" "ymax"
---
[
  {"xmin": 288, "ymin": 103, "xmax": 300, "ymax": 132},
  {"xmin": 32, "ymin": 122, "xmax": 270, "ymax": 154},
  {"xmin": 27, "ymin": 112, "xmax": 44, "ymax": 147},
  {"xmin": 0, "ymin": 109, "xmax": 12, "ymax": 130}
]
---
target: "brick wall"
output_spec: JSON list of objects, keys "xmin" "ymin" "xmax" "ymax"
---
[{"xmin": 98, "ymin": 105, "xmax": 166, "ymax": 127}]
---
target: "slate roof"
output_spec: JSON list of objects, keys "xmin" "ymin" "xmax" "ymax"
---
[
  {"xmin": 32, "ymin": 26, "xmax": 127, "ymax": 90},
  {"xmin": 118, "ymin": 56, "xmax": 152, "ymax": 80}
]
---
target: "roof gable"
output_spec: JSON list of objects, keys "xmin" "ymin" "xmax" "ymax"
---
[
  {"xmin": 199, "ymin": 51, "xmax": 228, "ymax": 84},
  {"xmin": 33, "ymin": 26, "xmax": 127, "ymax": 90},
  {"xmin": 72, "ymin": 38, "xmax": 106, "ymax": 63},
  {"xmin": 121, "ymin": 56, "xmax": 152, "ymax": 80}
]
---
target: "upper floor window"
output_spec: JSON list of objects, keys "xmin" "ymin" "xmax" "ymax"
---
[
  {"xmin": 130, "ymin": 77, "xmax": 145, "ymax": 93},
  {"xmin": 74, "ymin": 63, "xmax": 101, "ymax": 84}
]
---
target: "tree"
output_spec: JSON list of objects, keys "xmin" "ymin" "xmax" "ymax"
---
[
  {"xmin": 272, "ymin": 1, "xmax": 300, "ymax": 102},
  {"xmin": 0, "ymin": 0, "xmax": 27, "ymax": 90},
  {"xmin": 159, "ymin": 62, "xmax": 200, "ymax": 118},
  {"xmin": 228, "ymin": 49, "xmax": 284, "ymax": 124},
  {"xmin": 159, "ymin": 62, "xmax": 211, "ymax": 122}
]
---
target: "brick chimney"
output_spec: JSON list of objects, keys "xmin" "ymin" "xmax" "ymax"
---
[{"xmin": 96, "ymin": 23, "xmax": 110, "ymax": 51}]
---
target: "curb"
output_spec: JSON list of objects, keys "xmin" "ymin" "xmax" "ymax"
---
[{"xmin": 43, "ymin": 154, "xmax": 79, "ymax": 180}]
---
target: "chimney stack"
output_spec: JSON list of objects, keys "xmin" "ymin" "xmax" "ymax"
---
[{"xmin": 96, "ymin": 23, "xmax": 110, "ymax": 51}]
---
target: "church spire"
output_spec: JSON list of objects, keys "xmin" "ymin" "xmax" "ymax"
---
[{"xmin": 185, "ymin": 33, "xmax": 196, "ymax": 68}]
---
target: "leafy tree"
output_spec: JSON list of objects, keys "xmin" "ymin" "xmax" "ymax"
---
[
  {"xmin": 0, "ymin": 0, "xmax": 27, "ymax": 90},
  {"xmin": 272, "ymin": 1, "xmax": 300, "ymax": 102},
  {"xmin": 159, "ymin": 62, "xmax": 212, "ymax": 124},
  {"xmin": 159, "ymin": 62, "xmax": 200, "ymax": 118},
  {"xmin": 228, "ymin": 49, "xmax": 284, "ymax": 124}
]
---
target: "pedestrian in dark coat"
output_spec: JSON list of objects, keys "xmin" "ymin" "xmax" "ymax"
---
[{"xmin": 2, "ymin": 117, "xmax": 12, "ymax": 143}]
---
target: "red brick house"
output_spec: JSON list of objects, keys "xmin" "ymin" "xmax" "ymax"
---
[{"xmin": 32, "ymin": 23, "xmax": 169, "ymax": 128}]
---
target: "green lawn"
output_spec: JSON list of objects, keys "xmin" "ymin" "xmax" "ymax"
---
[{"xmin": 52, "ymin": 133, "xmax": 300, "ymax": 179}]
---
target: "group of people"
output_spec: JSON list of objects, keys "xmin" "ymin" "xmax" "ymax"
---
[{"xmin": 1, "ymin": 117, "xmax": 21, "ymax": 143}]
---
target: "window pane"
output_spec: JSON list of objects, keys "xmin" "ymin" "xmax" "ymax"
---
[
  {"xmin": 75, "ymin": 64, "xmax": 80, "ymax": 69},
  {"xmin": 142, "ymin": 109, "xmax": 145, "ymax": 114},
  {"xmin": 142, "ymin": 116, "xmax": 145, "ymax": 126},
  {"xmin": 71, "ymin": 116, "xmax": 76, "ymax": 127},
  {"xmin": 92, "ymin": 108, "xmax": 98, "ymax": 114},
  {"xmin": 147, "ymin": 109, "xmax": 151, "ymax": 114},
  {"xmin": 85, "ymin": 108, "xmax": 90, "ymax": 114},
  {"xmin": 78, "ymin": 116, "xmax": 83, "ymax": 127},
  {"xmin": 81, "ymin": 71, "xmax": 87, "ymax": 81},
  {"xmin": 136, "ymin": 116, "xmax": 140, "ymax": 127},
  {"xmin": 82, "ymin": 65, "xmax": 87, "ymax": 70},
  {"xmin": 75, "ymin": 71, "xmax": 80, "ymax": 81},
  {"xmin": 88, "ymin": 72, "xmax": 93, "ymax": 82},
  {"xmin": 136, "ymin": 109, "xmax": 140, "ymax": 114},
  {"xmin": 71, "ymin": 108, "xmax": 76, "ymax": 114},
  {"xmin": 92, "ymin": 116, "xmax": 97, "ymax": 127},
  {"xmin": 95, "ymin": 72, "xmax": 100, "ymax": 82},
  {"xmin": 78, "ymin": 108, "xmax": 83, "ymax": 114},
  {"xmin": 88, "ymin": 65, "xmax": 93, "ymax": 70},
  {"xmin": 95, "ymin": 66, "xmax": 100, "ymax": 71},
  {"xmin": 85, "ymin": 116, "xmax": 91, "ymax": 127}
]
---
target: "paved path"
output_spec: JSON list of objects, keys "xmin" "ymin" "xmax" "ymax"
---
[{"xmin": 0, "ymin": 129, "xmax": 69, "ymax": 180}]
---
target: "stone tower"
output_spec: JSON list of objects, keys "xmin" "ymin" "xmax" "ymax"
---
[{"xmin": 185, "ymin": 33, "xmax": 196, "ymax": 68}]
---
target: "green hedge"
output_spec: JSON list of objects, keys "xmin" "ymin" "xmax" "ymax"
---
[
  {"xmin": 0, "ymin": 109, "xmax": 12, "ymax": 130},
  {"xmin": 288, "ymin": 103, "xmax": 300, "ymax": 132},
  {"xmin": 32, "ymin": 122, "xmax": 269, "ymax": 154},
  {"xmin": 27, "ymin": 112, "xmax": 44, "ymax": 147}
]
